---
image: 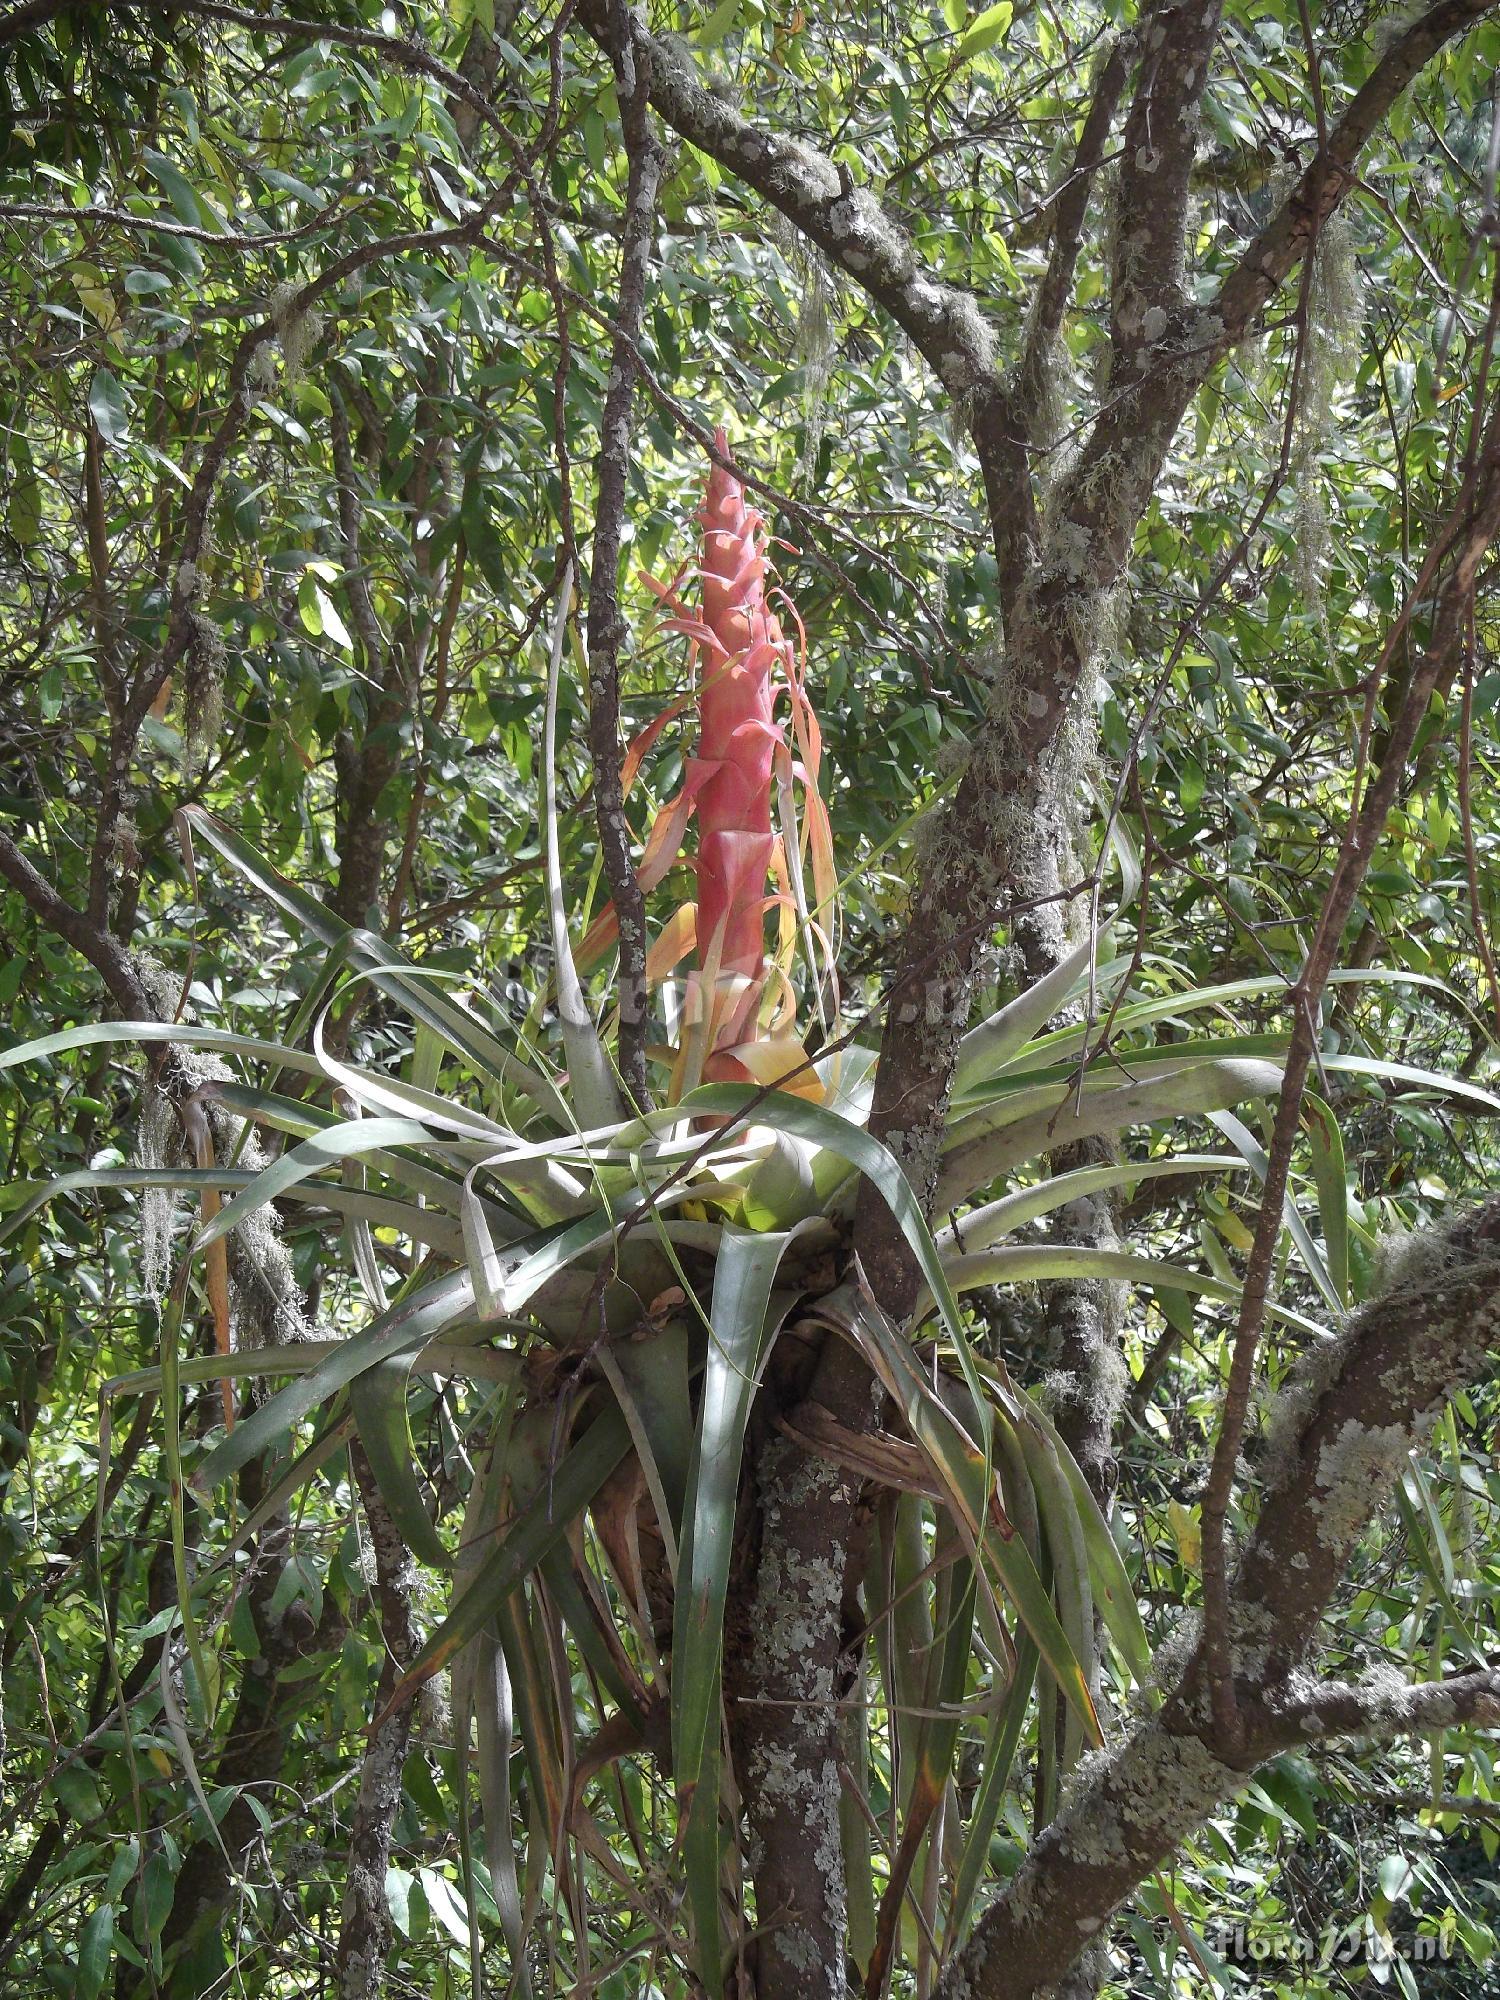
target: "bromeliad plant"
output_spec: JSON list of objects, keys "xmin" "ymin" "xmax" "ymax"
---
[{"xmin": 7, "ymin": 439, "xmax": 1492, "ymax": 1996}]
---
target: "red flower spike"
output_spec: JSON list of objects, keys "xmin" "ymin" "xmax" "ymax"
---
[
  {"xmin": 693, "ymin": 434, "xmax": 786, "ymax": 1013},
  {"xmin": 589, "ymin": 430, "xmax": 835, "ymax": 1100}
]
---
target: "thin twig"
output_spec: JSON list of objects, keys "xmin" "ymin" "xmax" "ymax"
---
[{"xmin": 584, "ymin": 0, "xmax": 662, "ymax": 1107}]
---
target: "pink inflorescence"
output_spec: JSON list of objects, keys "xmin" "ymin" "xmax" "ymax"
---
[
  {"xmin": 589, "ymin": 429, "xmax": 831, "ymax": 1098},
  {"xmin": 692, "ymin": 434, "xmax": 788, "ymax": 1045}
]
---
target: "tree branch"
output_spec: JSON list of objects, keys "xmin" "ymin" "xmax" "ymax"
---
[
  {"xmin": 1211, "ymin": 0, "xmax": 1500, "ymax": 350},
  {"xmin": 1109, "ymin": 0, "xmax": 1223, "ymax": 361},
  {"xmin": 575, "ymin": 0, "xmax": 991, "ymax": 394},
  {"xmin": 1016, "ymin": 32, "xmax": 1134, "ymax": 421},
  {"xmin": 1279, "ymin": 1668, "xmax": 1500, "ymax": 1744},
  {"xmin": 570, "ymin": 0, "xmax": 1042, "ymax": 610},
  {"xmin": 1199, "ymin": 401, "xmax": 1500, "ymax": 1754},
  {"xmin": 0, "ymin": 829, "xmax": 153, "ymax": 1021},
  {"xmin": 935, "ymin": 1197, "xmax": 1500, "ymax": 2000},
  {"xmin": 585, "ymin": 0, "xmax": 660, "ymax": 1107}
]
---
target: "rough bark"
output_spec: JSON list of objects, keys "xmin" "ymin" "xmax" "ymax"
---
[
  {"xmin": 1011, "ymin": 873, "xmax": 1126, "ymax": 1520},
  {"xmin": 335, "ymin": 1446, "xmax": 423, "ymax": 2000},
  {"xmin": 729, "ymin": 1434, "xmax": 863, "ymax": 1997},
  {"xmin": 328, "ymin": 387, "xmax": 421, "ymax": 933}
]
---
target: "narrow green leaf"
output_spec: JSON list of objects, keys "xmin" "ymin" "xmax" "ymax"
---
[
  {"xmin": 0, "ymin": 1018, "xmax": 329, "ymax": 1080},
  {"xmin": 868, "ymin": 1528, "xmax": 975, "ymax": 1996},
  {"xmin": 602, "ymin": 1315, "xmax": 694, "ymax": 1538},
  {"xmin": 179, "ymin": 807, "xmax": 567, "ymax": 1117},
  {"xmin": 537, "ymin": 1546, "xmax": 654, "ymax": 1731},
  {"xmin": 76, "ymin": 1903, "xmax": 115, "ymax": 2000},
  {"xmin": 197, "ymin": 1270, "xmax": 475, "ymax": 1489},
  {"xmin": 158, "ymin": 1643, "xmax": 231, "ymax": 1868},
  {"xmin": 193, "ymin": 1116, "xmax": 481, "ymax": 1249},
  {"xmin": 350, "ymin": 1358, "xmax": 451, "ymax": 1569},
  {"xmin": 109, "ymin": 1338, "xmax": 517, "ymax": 1403},
  {"xmin": 1022, "ymin": 1390, "xmax": 1152, "ymax": 1687},
  {"xmin": 1209, "ymin": 1109, "xmax": 1343, "ymax": 1318},
  {"xmin": 311, "ymin": 1016, "xmax": 512, "ymax": 1140},
  {"xmin": 454, "ymin": 1417, "xmax": 532, "ymax": 1995},
  {"xmin": 1302, "ymin": 1093, "xmax": 1349, "ymax": 1307},
  {"xmin": 461, "ymin": 1161, "xmax": 511, "ymax": 1318},
  {"xmin": 392, "ymin": 1397, "xmax": 632, "ymax": 1697},
  {"xmin": 840, "ymin": 1288, "xmax": 1100, "ymax": 1747},
  {"xmin": 937, "ymin": 1059, "xmax": 1287, "ymax": 1208},
  {"xmin": 953, "ymin": 925, "xmax": 1114, "ymax": 1095},
  {"xmin": 947, "ymin": 1643, "xmax": 1036, "ymax": 1946},
  {"xmin": 935, "ymin": 1153, "xmax": 1244, "ymax": 1256},
  {"xmin": 144, "ymin": 147, "xmax": 224, "ymax": 230},
  {"xmin": 1015, "ymin": 1419, "xmax": 1093, "ymax": 1773},
  {"xmin": 937, "ymin": 1242, "xmax": 1330, "ymax": 1340},
  {"xmin": 1394, "ymin": 1468, "xmax": 1487, "ymax": 1666},
  {"xmin": 673, "ymin": 1225, "xmax": 797, "ymax": 1993},
  {"xmin": 0, "ymin": 1161, "xmax": 466, "ymax": 1258},
  {"xmin": 541, "ymin": 563, "xmax": 622, "ymax": 1127},
  {"xmin": 1316, "ymin": 1052, "xmax": 1500, "ymax": 1118},
  {"xmin": 1028, "ymin": 968, "xmax": 1478, "ymax": 1074}
]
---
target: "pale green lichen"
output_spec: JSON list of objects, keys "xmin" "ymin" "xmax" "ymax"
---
[
  {"xmin": 742, "ymin": 1434, "xmax": 849, "ymax": 1981},
  {"xmin": 130, "ymin": 1015, "xmax": 309, "ymax": 1344},
  {"xmin": 1256, "ymin": 1328, "xmax": 1349, "ymax": 1498},
  {"xmin": 1116, "ymin": 1723, "xmax": 1243, "ymax": 1839},
  {"xmin": 748, "ymin": 1457, "xmax": 845, "ymax": 1688},
  {"xmin": 1373, "ymin": 1217, "xmax": 1470, "ymax": 1294},
  {"xmin": 135, "ymin": 1074, "xmax": 180, "ymax": 1303},
  {"xmin": 792, "ymin": 256, "xmax": 836, "ymax": 476},
  {"xmin": 1313, "ymin": 1417, "xmax": 1411, "ymax": 1549},
  {"xmin": 1057, "ymin": 1747, "xmax": 1131, "ymax": 1868},
  {"xmin": 1146, "ymin": 1608, "xmax": 1202, "ymax": 1699},
  {"xmin": 767, "ymin": 211, "xmax": 840, "ymax": 479},
  {"xmin": 778, "ymin": 1924, "xmax": 826, "ymax": 1976},
  {"xmin": 1289, "ymin": 204, "xmax": 1363, "ymax": 654},
  {"xmin": 745, "ymin": 1738, "xmax": 845, "ymax": 1983},
  {"xmin": 415, "ymin": 1668, "xmax": 452, "ymax": 1741},
  {"xmin": 1052, "ymin": 1716, "xmax": 1245, "ymax": 1894},
  {"xmin": 183, "ymin": 606, "xmax": 226, "ymax": 778},
  {"xmin": 764, "ymin": 136, "xmax": 840, "ymax": 202},
  {"xmin": 1226, "ymin": 1595, "xmax": 1277, "ymax": 1683},
  {"xmin": 269, "ymin": 279, "xmax": 323, "ymax": 382}
]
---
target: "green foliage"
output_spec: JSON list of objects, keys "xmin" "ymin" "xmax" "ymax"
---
[{"xmin": 3, "ymin": 3, "xmax": 1500, "ymax": 1998}]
